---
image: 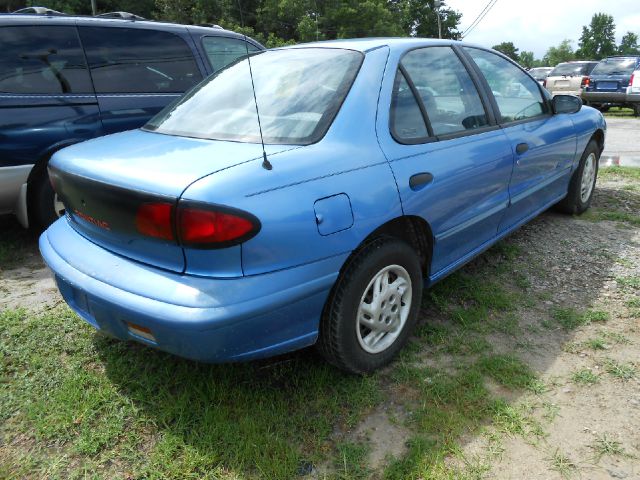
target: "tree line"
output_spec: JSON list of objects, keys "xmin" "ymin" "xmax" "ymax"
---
[
  {"xmin": 5, "ymin": 2, "xmax": 639, "ymax": 68},
  {"xmin": 493, "ymin": 13, "xmax": 639, "ymax": 68},
  {"xmin": 6, "ymin": 0, "xmax": 463, "ymax": 47}
]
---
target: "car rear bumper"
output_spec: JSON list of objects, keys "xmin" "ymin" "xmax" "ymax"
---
[
  {"xmin": 626, "ymin": 93, "xmax": 640, "ymax": 104},
  {"xmin": 550, "ymin": 90, "xmax": 582, "ymax": 97},
  {"xmin": 40, "ymin": 218, "xmax": 346, "ymax": 362},
  {"xmin": 581, "ymin": 91, "xmax": 627, "ymax": 104}
]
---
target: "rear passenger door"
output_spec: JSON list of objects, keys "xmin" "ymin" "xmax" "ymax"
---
[
  {"xmin": 78, "ymin": 26, "xmax": 204, "ymax": 135},
  {"xmin": 462, "ymin": 48, "xmax": 577, "ymax": 231},
  {"xmin": 377, "ymin": 46, "xmax": 514, "ymax": 280}
]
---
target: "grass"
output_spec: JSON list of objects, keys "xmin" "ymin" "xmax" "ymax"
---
[
  {"xmin": 603, "ymin": 107, "xmax": 639, "ymax": 118},
  {"xmin": 549, "ymin": 308, "xmax": 609, "ymax": 330},
  {"xmin": 590, "ymin": 434, "xmax": 627, "ymax": 461},
  {"xmin": 549, "ymin": 449, "xmax": 576, "ymax": 479},
  {"xmin": 604, "ymin": 360, "xmax": 637, "ymax": 381},
  {"xmin": 571, "ymin": 368, "xmax": 600, "ymax": 385},
  {"xmin": 599, "ymin": 166, "xmax": 640, "ymax": 182},
  {"xmin": 0, "ymin": 308, "xmax": 382, "ymax": 479},
  {"xmin": 582, "ymin": 209, "xmax": 640, "ymax": 226}
]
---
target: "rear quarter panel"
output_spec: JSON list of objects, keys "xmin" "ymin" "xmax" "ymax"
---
[{"xmin": 179, "ymin": 46, "xmax": 403, "ymax": 276}]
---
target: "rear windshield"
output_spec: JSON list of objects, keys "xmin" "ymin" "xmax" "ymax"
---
[
  {"xmin": 591, "ymin": 58, "xmax": 637, "ymax": 76},
  {"xmin": 549, "ymin": 63, "xmax": 595, "ymax": 77},
  {"xmin": 528, "ymin": 68, "xmax": 551, "ymax": 80},
  {"xmin": 145, "ymin": 48, "xmax": 363, "ymax": 145}
]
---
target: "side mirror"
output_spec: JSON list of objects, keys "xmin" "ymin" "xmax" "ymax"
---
[{"xmin": 553, "ymin": 95, "xmax": 582, "ymax": 114}]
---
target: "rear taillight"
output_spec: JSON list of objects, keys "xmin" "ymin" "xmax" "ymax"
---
[
  {"xmin": 630, "ymin": 73, "xmax": 635, "ymax": 87},
  {"xmin": 581, "ymin": 76, "xmax": 589, "ymax": 88},
  {"xmin": 135, "ymin": 202, "xmax": 259, "ymax": 248},
  {"xmin": 542, "ymin": 79, "xmax": 547, "ymax": 88},
  {"xmin": 136, "ymin": 202, "xmax": 174, "ymax": 241}
]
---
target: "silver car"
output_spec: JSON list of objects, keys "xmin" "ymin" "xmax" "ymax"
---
[{"xmin": 545, "ymin": 61, "xmax": 598, "ymax": 97}]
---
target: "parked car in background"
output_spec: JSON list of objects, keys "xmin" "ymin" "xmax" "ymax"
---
[
  {"xmin": 544, "ymin": 61, "xmax": 598, "ymax": 97},
  {"xmin": 528, "ymin": 66, "xmax": 553, "ymax": 85},
  {"xmin": 582, "ymin": 56, "xmax": 640, "ymax": 115},
  {"xmin": 628, "ymin": 69, "xmax": 640, "ymax": 114},
  {"xmin": 40, "ymin": 39, "xmax": 606, "ymax": 374},
  {"xmin": 0, "ymin": 12, "xmax": 263, "ymax": 231}
]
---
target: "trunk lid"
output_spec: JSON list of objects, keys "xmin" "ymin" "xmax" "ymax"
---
[{"xmin": 49, "ymin": 129, "xmax": 287, "ymax": 273}]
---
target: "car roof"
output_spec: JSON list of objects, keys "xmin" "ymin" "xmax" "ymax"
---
[
  {"xmin": 0, "ymin": 13, "xmax": 248, "ymax": 39},
  {"xmin": 282, "ymin": 37, "xmax": 481, "ymax": 53}
]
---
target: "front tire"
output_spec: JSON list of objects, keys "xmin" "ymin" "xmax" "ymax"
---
[
  {"xmin": 317, "ymin": 237, "xmax": 423, "ymax": 374},
  {"xmin": 556, "ymin": 139, "xmax": 599, "ymax": 215}
]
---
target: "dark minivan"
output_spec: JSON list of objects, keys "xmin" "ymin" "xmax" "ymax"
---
[
  {"xmin": 0, "ymin": 13, "xmax": 263, "ymax": 230},
  {"xmin": 582, "ymin": 55, "xmax": 640, "ymax": 115}
]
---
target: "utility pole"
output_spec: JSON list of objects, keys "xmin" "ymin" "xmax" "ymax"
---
[
  {"xmin": 434, "ymin": 0, "xmax": 442, "ymax": 39},
  {"xmin": 91, "ymin": 0, "xmax": 97, "ymax": 15}
]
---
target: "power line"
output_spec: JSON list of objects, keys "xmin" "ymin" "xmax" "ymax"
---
[{"xmin": 461, "ymin": 0, "xmax": 498, "ymax": 39}]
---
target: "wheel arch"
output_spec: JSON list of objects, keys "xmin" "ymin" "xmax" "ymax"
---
[
  {"xmin": 590, "ymin": 129, "xmax": 605, "ymax": 155},
  {"xmin": 345, "ymin": 215, "xmax": 434, "ymax": 279}
]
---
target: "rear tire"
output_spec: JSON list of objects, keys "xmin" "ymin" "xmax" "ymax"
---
[
  {"xmin": 317, "ymin": 237, "xmax": 423, "ymax": 374},
  {"xmin": 556, "ymin": 140, "xmax": 599, "ymax": 215},
  {"xmin": 30, "ymin": 172, "xmax": 64, "ymax": 232}
]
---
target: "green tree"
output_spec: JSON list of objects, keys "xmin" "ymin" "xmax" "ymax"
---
[
  {"xmin": 492, "ymin": 41, "xmax": 519, "ymax": 62},
  {"xmin": 543, "ymin": 39, "xmax": 575, "ymax": 66},
  {"xmin": 618, "ymin": 31, "xmax": 640, "ymax": 55},
  {"xmin": 576, "ymin": 13, "xmax": 616, "ymax": 60},
  {"xmin": 397, "ymin": 0, "xmax": 461, "ymax": 39},
  {"xmin": 518, "ymin": 50, "xmax": 541, "ymax": 69}
]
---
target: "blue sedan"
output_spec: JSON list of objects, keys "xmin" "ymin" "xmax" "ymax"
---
[{"xmin": 40, "ymin": 39, "xmax": 606, "ymax": 373}]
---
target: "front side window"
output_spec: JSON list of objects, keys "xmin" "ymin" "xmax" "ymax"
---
[
  {"xmin": 202, "ymin": 36, "xmax": 260, "ymax": 72},
  {"xmin": 79, "ymin": 27, "xmax": 202, "ymax": 94},
  {"xmin": 145, "ymin": 48, "xmax": 363, "ymax": 145},
  {"xmin": 0, "ymin": 26, "xmax": 92, "ymax": 94},
  {"xmin": 465, "ymin": 47, "xmax": 546, "ymax": 123},
  {"xmin": 400, "ymin": 47, "xmax": 489, "ymax": 136}
]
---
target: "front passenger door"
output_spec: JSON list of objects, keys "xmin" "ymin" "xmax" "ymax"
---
[{"xmin": 463, "ymin": 48, "xmax": 577, "ymax": 231}]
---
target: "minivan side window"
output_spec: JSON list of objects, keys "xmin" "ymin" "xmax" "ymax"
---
[
  {"xmin": 79, "ymin": 27, "xmax": 202, "ymax": 94},
  {"xmin": 400, "ymin": 47, "xmax": 489, "ymax": 137},
  {"xmin": 0, "ymin": 26, "xmax": 92, "ymax": 94},
  {"xmin": 465, "ymin": 47, "xmax": 546, "ymax": 123},
  {"xmin": 202, "ymin": 36, "xmax": 260, "ymax": 72}
]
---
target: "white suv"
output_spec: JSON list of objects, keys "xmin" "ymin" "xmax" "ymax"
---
[{"xmin": 545, "ymin": 61, "xmax": 598, "ymax": 97}]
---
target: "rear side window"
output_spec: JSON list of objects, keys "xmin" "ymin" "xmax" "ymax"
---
[
  {"xmin": 0, "ymin": 26, "xmax": 92, "ymax": 94},
  {"xmin": 399, "ymin": 47, "xmax": 489, "ymax": 137},
  {"xmin": 79, "ymin": 27, "xmax": 202, "ymax": 93},
  {"xmin": 202, "ymin": 36, "xmax": 260, "ymax": 72},
  {"xmin": 465, "ymin": 48, "xmax": 546, "ymax": 123},
  {"xmin": 390, "ymin": 71, "xmax": 429, "ymax": 141}
]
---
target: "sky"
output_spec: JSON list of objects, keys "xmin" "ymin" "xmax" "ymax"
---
[{"xmin": 446, "ymin": 0, "xmax": 640, "ymax": 58}]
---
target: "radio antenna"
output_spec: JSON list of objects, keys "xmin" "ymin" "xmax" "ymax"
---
[{"xmin": 237, "ymin": 0, "xmax": 272, "ymax": 171}]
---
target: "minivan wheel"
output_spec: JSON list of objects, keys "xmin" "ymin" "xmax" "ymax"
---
[
  {"xmin": 30, "ymin": 172, "xmax": 64, "ymax": 232},
  {"xmin": 317, "ymin": 237, "xmax": 423, "ymax": 374},
  {"xmin": 556, "ymin": 140, "xmax": 600, "ymax": 215}
]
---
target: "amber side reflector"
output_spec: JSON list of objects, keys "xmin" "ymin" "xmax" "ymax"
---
[{"xmin": 126, "ymin": 322, "xmax": 157, "ymax": 343}]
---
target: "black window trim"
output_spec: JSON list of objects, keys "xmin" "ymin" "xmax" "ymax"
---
[
  {"xmin": 389, "ymin": 44, "xmax": 500, "ymax": 146},
  {"xmin": 459, "ymin": 46, "xmax": 553, "ymax": 128}
]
